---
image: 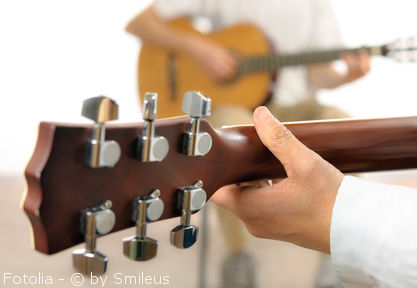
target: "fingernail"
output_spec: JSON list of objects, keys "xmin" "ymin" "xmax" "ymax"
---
[{"xmin": 254, "ymin": 106, "xmax": 272, "ymax": 122}]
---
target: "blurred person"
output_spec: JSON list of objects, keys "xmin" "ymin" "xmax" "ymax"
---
[
  {"xmin": 126, "ymin": 0, "xmax": 370, "ymax": 123},
  {"xmin": 126, "ymin": 1, "xmax": 370, "ymax": 287},
  {"xmin": 212, "ymin": 106, "xmax": 417, "ymax": 287}
]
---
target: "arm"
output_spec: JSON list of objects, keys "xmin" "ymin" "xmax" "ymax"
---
[
  {"xmin": 308, "ymin": 50, "xmax": 371, "ymax": 89},
  {"xmin": 212, "ymin": 106, "xmax": 417, "ymax": 286},
  {"xmin": 126, "ymin": 7, "xmax": 198, "ymax": 55},
  {"xmin": 125, "ymin": 6, "xmax": 237, "ymax": 81}
]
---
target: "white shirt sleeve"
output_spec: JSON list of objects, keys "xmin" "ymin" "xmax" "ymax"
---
[
  {"xmin": 152, "ymin": 0, "xmax": 219, "ymax": 20},
  {"xmin": 331, "ymin": 175, "xmax": 417, "ymax": 287}
]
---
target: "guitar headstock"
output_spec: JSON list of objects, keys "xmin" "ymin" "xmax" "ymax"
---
[
  {"xmin": 382, "ymin": 37, "xmax": 417, "ymax": 62},
  {"xmin": 23, "ymin": 91, "xmax": 278, "ymax": 275}
]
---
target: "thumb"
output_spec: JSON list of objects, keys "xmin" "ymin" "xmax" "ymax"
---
[{"xmin": 253, "ymin": 106, "xmax": 310, "ymax": 177}]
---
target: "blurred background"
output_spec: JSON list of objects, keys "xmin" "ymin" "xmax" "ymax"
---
[{"xmin": 0, "ymin": 0, "xmax": 416, "ymax": 287}]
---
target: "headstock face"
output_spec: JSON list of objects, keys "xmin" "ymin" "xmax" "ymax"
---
[
  {"xmin": 23, "ymin": 116, "xmax": 239, "ymax": 254},
  {"xmin": 383, "ymin": 37, "xmax": 417, "ymax": 62}
]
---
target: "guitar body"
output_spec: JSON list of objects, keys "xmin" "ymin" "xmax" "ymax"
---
[{"xmin": 138, "ymin": 18, "xmax": 272, "ymax": 118}]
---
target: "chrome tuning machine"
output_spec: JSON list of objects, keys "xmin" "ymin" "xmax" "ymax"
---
[
  {"xmin": 138, "ymin": 92, "xmax": 169, "ymax": 162},
  {"xmin": 123, "ymin": 189, "xmax": 164, "ymax": 261},
  {"xmin": 181, "ymin": 91, "xmax": 212, "ymax": 156},
  {"xmin": 170, "ymin": 180, "xmax": 207, "ymax": 249},
  {"xmin": 72, "ymin": 200, "xmax": 116, "ymax": 275},
  {"xmin": 82, "ymin": 96, "xmax": 121, "ymax": 168}
]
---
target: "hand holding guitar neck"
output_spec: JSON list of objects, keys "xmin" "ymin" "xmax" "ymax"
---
[
  {"xmin": 341, "ymin": 49, "xmax": 371, "ymax": 84},
  {"xmin": 212, "ymin": 107, "xmax": 343, "ymax": 254}
]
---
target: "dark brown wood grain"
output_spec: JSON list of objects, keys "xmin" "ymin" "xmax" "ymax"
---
[{"xmin": 24, "ymin": 116, "xmax": 417, "ymax": 254}]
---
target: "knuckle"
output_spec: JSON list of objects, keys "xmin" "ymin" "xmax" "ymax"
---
[{"xmin": 269, "ymin": 125, "xmax": 293, "ymax": 147}]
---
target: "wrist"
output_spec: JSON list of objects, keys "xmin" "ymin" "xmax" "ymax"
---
[
  {"xmin": 293, "ymin": 170, "xmax": 343, "ymax": 254},
  {"xmin": 182, "ymin": 34, "xmax": 205, "ymax": 56}
]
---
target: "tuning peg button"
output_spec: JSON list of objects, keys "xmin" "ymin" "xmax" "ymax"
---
[
  {"xmin": 181, "ymin": 91, "xmax": 212, "ymax": 157},
  {"xmin": 138, "ymin": 92, "xmax": 169, "ymax": 162},
  {"xmin": 123, "ymin": 190, "xmax": 164, "ymax": 261},
  {"xmin": 170, "ymin": 181, "xmax": 206, "ymax": 249},
  {"xmin": 72, "ymin": 200, "xmax": 115, "ymax": 275},
  {"xmin": 82, "ymin": 96, "xmax": 121, "ymax": 168},
  {"xmin": 182, "ymin": 91, "xmax": 211, "ymax": 118}
]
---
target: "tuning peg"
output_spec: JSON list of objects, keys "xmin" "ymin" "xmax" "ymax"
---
[
  {"xmin": 82, "ymin": 96, "xmax": 121, "ymax": 168},
  {"xmin": 72, "ymin": 200, "xmax": 116, "ymax": 275},
  {"xmin": 123, "ymin": 189, "xmax": 164, "ymax": 261},
  {"xmin": 138, "ymin": 92, "xmax": 169, "ymax": 162},
  {"xmin": 181, "ymin": 91, "xmax": 212, "ymax": 156},
  {"xmin": 170, "ymin": 180, "xmax": 206, "ymax": 249}
]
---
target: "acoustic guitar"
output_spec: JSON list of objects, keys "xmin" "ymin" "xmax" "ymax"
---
[
  {"xmin": 24, "ymin": 92, "xmax": 417, "ymax": 276},
  {"xmin": 138, "ymin": 18, "xmax": 417, "ymax": 118}
]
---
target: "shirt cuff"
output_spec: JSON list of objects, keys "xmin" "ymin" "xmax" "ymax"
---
[{"xmin": 330, "ymin": 175, "xmax": 417, "ymax": 287}]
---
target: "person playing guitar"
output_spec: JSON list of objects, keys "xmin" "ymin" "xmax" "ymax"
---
[{"xmin": 126, "ymin": 1, "xmax": 370, "ymax": 287}]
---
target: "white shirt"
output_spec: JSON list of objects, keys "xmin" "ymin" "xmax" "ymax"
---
[
  {"xmin": 332, "ymin": 176, "xmax": 417, "ymax": 287},
  {"xmin": 152, "ymin": 0, "xmax": 343, "ymax": 107}
]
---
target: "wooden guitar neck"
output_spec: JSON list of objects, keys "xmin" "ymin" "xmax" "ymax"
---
[
  {"xmin": 240, "ymin": 45, "xmax": 388, "ymax": 75},
  {"xmin": 219, "ymin": 116, "xmax": 417, "ymax": 185}
]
